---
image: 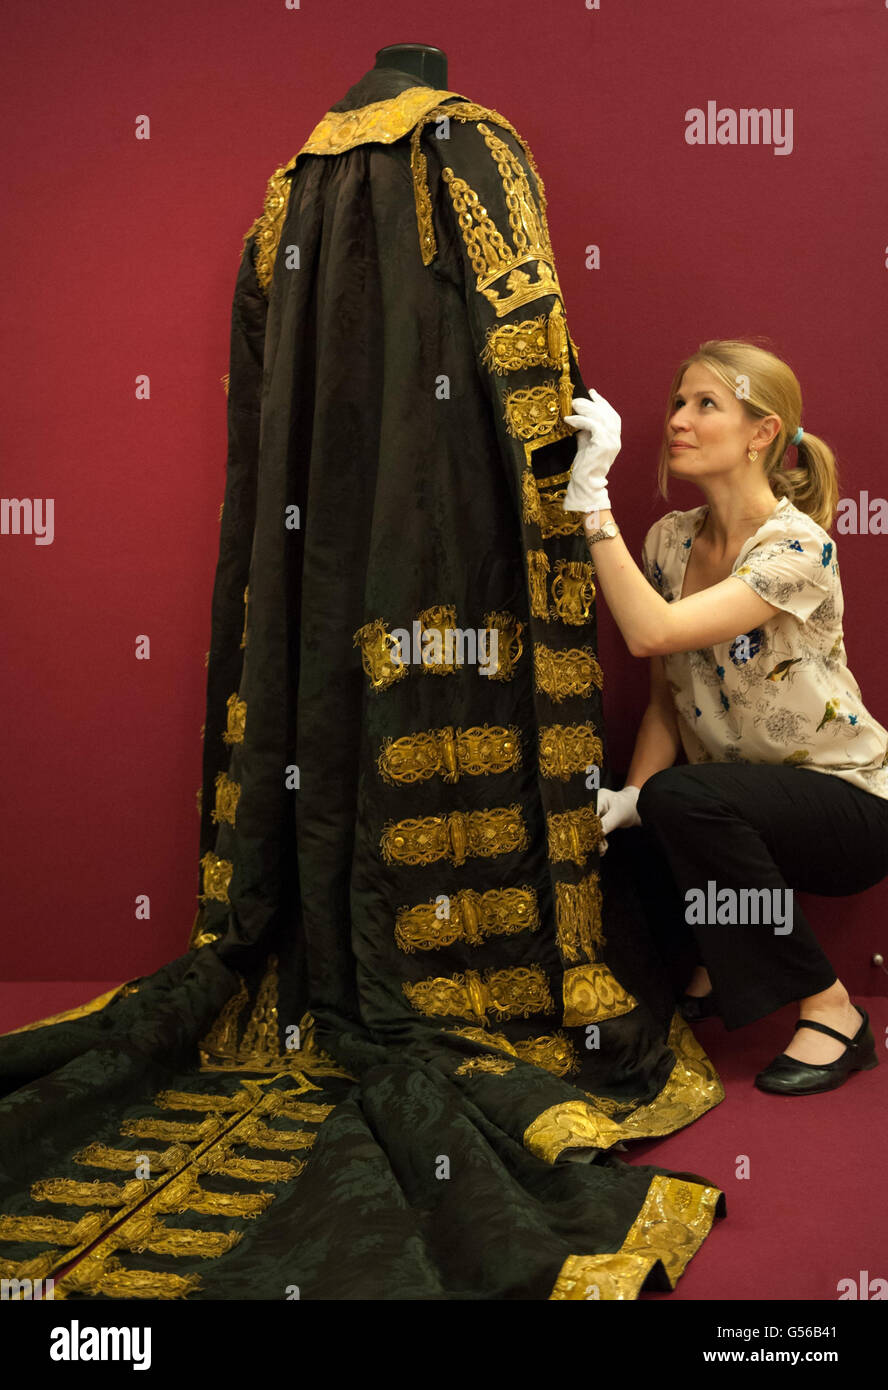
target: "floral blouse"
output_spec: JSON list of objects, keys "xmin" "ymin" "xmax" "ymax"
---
[{"xmin": 640, "ymin": 494, "xmax": 888, "ymax": 802}]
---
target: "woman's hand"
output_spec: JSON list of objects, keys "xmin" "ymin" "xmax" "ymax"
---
[
  {"xmin": 562, "ymin": 390, "xmax": 622, "ymax": 515},
  {"xmin": 597, "ymin": 784, "xmax": 641, "ymax": 855}
]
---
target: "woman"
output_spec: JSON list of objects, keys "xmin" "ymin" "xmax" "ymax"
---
[{"xmin": 562, "ymin": 338, "xmax": 888, "ymax": 1096}]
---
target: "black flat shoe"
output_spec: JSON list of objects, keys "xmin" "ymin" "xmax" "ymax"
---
[
  {"xmin": 677, "ymin": 990, "xmax": 719, "ymax": 1022},
  {"xmin": 755, "ymin": 1007, "xmax": 878, "ymax": 1095}
]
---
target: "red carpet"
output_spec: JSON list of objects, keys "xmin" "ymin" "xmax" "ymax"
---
[{"xmin": 2, "ymin": 982, "xmax": 886, "ymax": 1301}]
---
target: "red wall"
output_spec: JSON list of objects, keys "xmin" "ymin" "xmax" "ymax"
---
[{"xmin": 4, "ymin": 0, "xmax": 888, "ymax": 992}]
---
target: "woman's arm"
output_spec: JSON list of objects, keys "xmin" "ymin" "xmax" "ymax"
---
[
  {"xmin": 625, "ymin": 655, "xmax": 682, "ymax": 788},
  {"xmin": 585, "ymin": 509, "xmax": 781, "ymax": 658}
]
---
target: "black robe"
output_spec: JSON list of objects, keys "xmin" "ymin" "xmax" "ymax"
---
[{"xmin": 0, "ymin": 64, "xmax": 726, "ymax": 1300}]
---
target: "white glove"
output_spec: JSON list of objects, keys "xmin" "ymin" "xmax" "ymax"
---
[
  {"xmin": 562, "ymin": 390, "xmax": 622, "ymax": 516},
  {"xmin": 596, "ymin": 784, "xmax": 641, "ymax": 856}
]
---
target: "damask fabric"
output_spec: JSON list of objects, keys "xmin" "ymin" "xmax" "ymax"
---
[
  {"xmin": 641, "ymin": 496, "xmax": 888, "ymax": 801},
  {"xmin": 0, "ymin": 65, "xmax": 726, "ymax": 1300}
]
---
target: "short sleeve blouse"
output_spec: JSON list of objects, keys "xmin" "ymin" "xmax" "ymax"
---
[{"xmin": 640, "ymin": 495, "xmax": 888, "ymax": 801}]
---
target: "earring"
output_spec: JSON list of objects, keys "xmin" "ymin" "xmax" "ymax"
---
[{"xmin": 747, "ymin": 448, "xmax": 759, "ymax": 463}]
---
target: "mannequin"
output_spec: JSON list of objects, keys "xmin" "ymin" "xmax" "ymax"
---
[{"xmin": 374, "ymin": 42, "xmax": 448, "ymax": 88}]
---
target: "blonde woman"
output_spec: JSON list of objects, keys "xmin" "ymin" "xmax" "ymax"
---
[{"xmin": 563, "ymin": 339, "xmax": 888, "ymax": 1095}]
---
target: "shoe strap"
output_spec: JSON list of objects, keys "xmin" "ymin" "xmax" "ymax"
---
[{"xmin": 793, "ymin": 1017, "xmax": 858, "ymax": 1046}]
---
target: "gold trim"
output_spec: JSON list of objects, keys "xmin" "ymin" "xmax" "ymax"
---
[
  {"xmin": 212, "ymin": 771, "xmax": 240, "ymax": 826},
  {"xmin": 199, "ymin": 852, "xmax": 233, "ymax": 905},
  {"xmin": 353, "ymin": 618, "xmax": 408, "ymax": 691},
  {"xmin": 546, "ymin": 806, "xmax": 606, "ymax": 866},
  {"xmin": 222, "ymin": 692, "xmax": 247, "ymax": 745},
  {"xmin": 380, "ymin": 805, "xmax": 528, "ymax": 867},
  {"xmin": 440, "ymin": 121, "xmax": 562, "ymax": 317},
  {"xmin": 539, "ymin": 725, "xmax": 603, "ymax": 781},
  {"xmin": 549, "ymin": 1175, "xmax": 723, "ymax": 1299},
  {"xmin": 550, "ymin": 559, "xmax": 596, "ymax": 626},
  {"xmin": 554, "ymin": 873, "xmax": 605, "ymax": 962},
  {"xmin": 483, "ymin": 610, "xmax": 524, "ymax": 681},
  {"xmin": 404, "ymin": 966, "xmax": 555, "ymax": 1026},
  {"xmin": 562, "ymin": 963, "xmax": 638, "ymax": 1025},
  {"xmin": 300, "ymin": 88, "xmax": 465, "ymax": 157},
  {"xmin": 454, "ymin": 1056, "xmax": 516, "ymax": 1076},
  {"xmin": 534, "ymin": 643, "xmax": 603, "ymax": 701},
  {"xmin": 503, "ymin": 381, "xmax": 563, "ymax": 440},
  {"xmin": 522, "ymin": 469, "xmax": 585, "ymax": 539},
  {"xmin": 480, "ymin": 313, "xmax": 556, "ymax": 373},
  {"xmin": 378, "ymin": 724, "xmax": 521, "ymax": 785},
  {"xmin": 0, "ymin": 981, "xmax": 140, "ymax": 1038},
  {"xmin": 526, "ymin": 1011, "xmax": 724, "ymax": 1163},
  {"xmin": 410, "ymin": 100, "xmax": 551, "ymax": 268},
  {"xmin": 395, "ymin": 885, "xmax": 538, "ymax": 952}
]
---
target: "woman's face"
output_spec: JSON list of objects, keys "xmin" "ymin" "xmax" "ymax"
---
[{"xmin": 666, "ymin": 363, "xmax": 774, "ymax": 480}]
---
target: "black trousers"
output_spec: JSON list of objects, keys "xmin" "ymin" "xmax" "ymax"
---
[{"xmin": 615, "ymin": 763, "xmax": 888, "ymax": 1030}]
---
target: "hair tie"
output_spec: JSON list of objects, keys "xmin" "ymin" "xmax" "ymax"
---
[{"xmin": 791, "ymin": 426, "xmax": 804, "ymax": 446}]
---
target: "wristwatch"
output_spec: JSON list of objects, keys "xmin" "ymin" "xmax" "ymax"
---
[{"xmin": 584, "ymin": 519, "xmax": 620, "ymax": 545}]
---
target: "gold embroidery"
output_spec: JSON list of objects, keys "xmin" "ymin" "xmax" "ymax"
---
[
  {"xmin": 539, "ymin": 725, "xmax": 603, "ymax": 781},
  {"xmin": 404, "ymin": 966, "xmax": 555, "ymax": 1026},
  {"xmin": 527, "ymin": 550, "xmax": 551, "ymax": 618},
  {"xmin": 222, "ymin": 692, "xmax": 247, "ymax": 744},
  {"xmin": 554, "ymin": 873, "xmax": 605, "ymax": 962},
  {"xmin": 483, "ymin": 610, "xmax": 524, "ymax": 681},
  {"xmin": 614, "ymin": 1012, "xmax": 725, "ymax": 1141},
  {"xmin": 212, "ymin": 771, "xmax": 241, "ymax": 826},
  {"xmin": 524, "ymin": 1098, "xmax": 625, "ymax": 1159},
  {"xmin": 0, "ymin": 1212, "xmax": 112, "ymax": 1247},
  {"xmin": 445, "ymin": 1026, "xmax": 579, "ymax": 1077},
  {"xmin": 534, "ymin": 643, "xmax": 603, "ymax": 701},
  {"xmin": 416, "ymin": 604, "xmax": 459, "ymax": 674},
  {"xmin": 63, "ymin": 1254, "xmax": 203, "ymax": 1299},
  {"xmin": 550, "ymin": 559, "xmax": 596, "ymax": 625},
  {"xmin": 440, "ymin": 170, "xmax": 560, "ymax": 320},
  {"xmin": 562, "ymin": 963, "xmax": 638, "ymax": 1026},
  {"xmin": 243, "ymin": 160, "xmax": 297, "ymax": 295},
  {"xmin": 229, "ymin": 1118, "xmax": 317, "ymax": 1152},
  {"xmin": 377, "ymin": 724, "xmax": 521, "ymax": 785},
  {"xmin": 197, "ymin": 967, "xmax": 354, "ymax": 1079},
  {"xmin": 75, "ymin": 1143, "xmax": 192, "ymax": 1174},
  {"xmin": 545, "ymin": 298, "xmax": 576, "ymax": 421},
  {"xmin": 522, "ymin": 468, "xmax": 585, "ymax": 538},
  {"xmin": 410, "ymin": 129, "xmax": 436, "ymax": 264},
  {"xmin": 188, "ymin": 906, "xmax": 221, "ymax": 950},
  {"xmin": 582, "ymin": 1090, "xmax": 638, "ymax": 1119},
  {"xmin": 480, "ymin": 314, "xmax": 555, "ymax": 373},
  {"xmin": 271, "ymin": 1097, "xmax": 335, "ymax": 1124},
  {"xmin": 31, "ymin": 1175, "xmax": 274, "ymax": 1221},
  {"xmin": 0, "ymin": 981, "xmax": 139, "ymax": 1039},
  {"xmin": 455, "ymin": 1055, "xmax": 516, "ymax": 1076},
  {"xmin": 32, "ymin": 1178, "xmax": 153, "ymax": 1207},
  {"xmin": 518, "ymin": 1032, "xmax": 581, "ymax": 1077},
  {"xmin": 120, "ymin": 1116, "xmax": 227, "ymax": 1145},
  {"xmin": 547, "ymin": 806, "xmax": 606, "ymax": 865},
  {"xmin": 380, "ymin": 805, "xmax": 528, "ymax": 867},
  {"xmin": 196, "ymin": 786, "xmax": 203, "ymax": 816},
  {"xmin": 352, "ymin": 618, "xmax": 407, "ymax": 691},
  {"xmin": 446, "ymin": 1025, "xmax": 518, "ymax": 1055},
  {"xmin": 503, "ymin": 381, "xmax": 562, "ymax": 440},
  {"xmin": 300, "ymin": 87, "xmax": 464, "ymax": 157},
  {"xmin": 221, "ymin": 372, "xmax": 230, "ymax": 396},
  {"xmin": 238, "ymin": 956, "xmax": 280, "ymax": 1063},
  {"xmin": 196, "ymin": 1152, "xmax": 305, "ymax": 1184},
  {"xmin": 199, "ymin": 852, "xmax": 233, "ymax": 905},
  {"xmin": 410, "ymin": 100, "xmax": 550, "ymax": 268},
  {"xmin": 240, "ymin": 584, "xmax": 249, "ymax": 650},
  {"xmin": 549, "ymin": 1176, "xmax": 722, "ymax": 1299},
  {"xmin": 394, "ymin": 885, "xmax": 538, "ymax": 951}
]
